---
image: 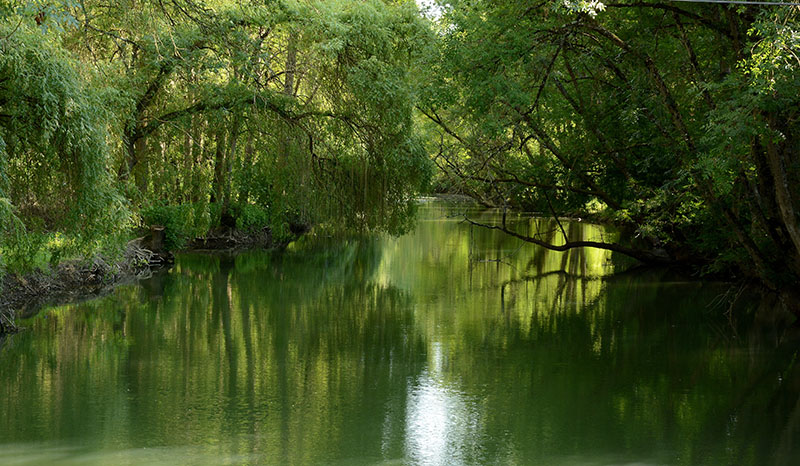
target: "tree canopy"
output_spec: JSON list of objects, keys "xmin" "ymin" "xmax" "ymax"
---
[
  {"xmin": 2, "ymin": 0, "xmax": 800, "ymax": 296},
  {"xmin": 1, "ymin": 0, "xmax": 433, "ymax": 272},
  {"xmin": 418, "ymin": 0, "xmax": 800, "ymax": 291}
]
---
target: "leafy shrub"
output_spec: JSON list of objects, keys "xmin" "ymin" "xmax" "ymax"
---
[
  {"xmin": 139, "ymin": 200, "xmax": 302, "ymax": 251},
  {"xmin": 231, "ymin": 203, "xmax": 271, "ymax": 233},
  {"xmin": 0, "ymin": 232, "xmax": 49, "ymax": 275},
  {"xmin": 227, "ymin": 201, "xmax": 295, "ymax": 243},
  {"xmin": 141, "ymin": 203, "xmax": 210, "ymax": 250}
]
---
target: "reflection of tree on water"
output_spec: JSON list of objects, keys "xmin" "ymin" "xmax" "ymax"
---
[
  {"xmin": 0, "ymin": 242, "xmax": 431, "ymax": 463},
  {"xmin": 1, "ymin": 201, "xmax": 798, "ymax": 464},
  {"xmin": 466, "ymin": 267, "xmax": 800, "ymax": 464},
  {"xmin": 161, "ymin": 248, "xmax": 429, "ymax": 462},
  {"xmin": 710, "ymin": 293, "xmax": 800, "ymax": 466},
  {"xmin": 419, "ymin": 205, "xmax": 800, "ymax": 464}
]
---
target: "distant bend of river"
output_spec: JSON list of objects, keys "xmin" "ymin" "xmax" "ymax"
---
[{"xmin": 1, "ymin": 200, "xmax": 799, "ymax": 465}]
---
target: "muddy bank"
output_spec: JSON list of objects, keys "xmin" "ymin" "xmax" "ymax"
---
[{"xmin": 185, "ymin": 226, "xmax": 279, "ymax": 251}]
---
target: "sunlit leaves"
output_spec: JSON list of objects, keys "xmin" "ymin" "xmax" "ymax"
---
[{"xmin": 743, "ymin": 8, "xmax": 800, "ymax": 95}]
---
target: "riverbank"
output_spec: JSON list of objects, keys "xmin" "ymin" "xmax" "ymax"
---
[
  {"xmin": 0, "ymin": 242, "xmax": 161, "ymax": 335},
  {"xmin": 0, "ymin": 226, "xmax": 291, "ymax": 337}
]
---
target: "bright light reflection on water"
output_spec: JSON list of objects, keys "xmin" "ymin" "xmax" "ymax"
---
[{"xmin": 405, "ymin": 343, "xmax": 485, "ymax": 465}]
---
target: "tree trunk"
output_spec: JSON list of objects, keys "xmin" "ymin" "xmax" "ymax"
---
[
  {"xmin": 183, "ymin": 121, "xmax": 193, "ymax": 203},
  {"xmin": 191, "ymin": 117, "xmax": 205, "ymax": 203},
  {"xmin": 764, "ymin": 117, "xmax": 800, "ymax": 274},
  {"xmin": 284, "ymin": 31, "xmax": 297, "ymax": 97},
  {"xmin": 211, "ymin": 125, "xmax": 228, "ymax": 205},
  {"xmin": 241, "ymin": 132, "xmax": 255, "ymax": 204},
  {"xmin": 132, "ymin": 134, "xmax": 148, "ymax": 194},
  {"xmin": 223, "ymin": 114, "xmax": 242, "ymax": 209}
]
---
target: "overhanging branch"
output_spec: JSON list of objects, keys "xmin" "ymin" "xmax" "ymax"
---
[
  {"xmin": 462, "ymin": 216, "xmax": 675, "ymax": 265},
  {"xmin": 137, "ymin": 92, "xmax": 347, "ymax": 140}
]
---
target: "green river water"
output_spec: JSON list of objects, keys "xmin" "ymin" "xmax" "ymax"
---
[{"xmin": 1, "ymin": 201, "xmax": 799, "ymax": 465}]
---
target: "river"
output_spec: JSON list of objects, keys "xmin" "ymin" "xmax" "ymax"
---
[{"xmin": 1, "ymin": 200, "xmax": 799, "ymax": 465}]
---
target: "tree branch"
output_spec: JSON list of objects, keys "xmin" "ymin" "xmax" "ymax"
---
[
  {"xmin": 462, "ymin": 216, "xmax": 675, "ymax": 264},
  {"xmin": 605, "ymin": 2, "xmax": 732, "ymax": 39}
]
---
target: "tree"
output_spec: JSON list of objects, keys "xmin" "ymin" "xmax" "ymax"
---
[
  {"xmin": 0, "ymin": 0, "xmax": 434, "ymax": 273},
  {"xmin": 417, "ymin": 0, "xmax": 800, "ymax": 299},
  {"xmin": 0, "ymin": 20, "xmax": 129, "ymax": 272}
]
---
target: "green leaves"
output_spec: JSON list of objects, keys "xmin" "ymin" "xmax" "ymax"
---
[
  {"xmin": 0, "ymin": 21, "xmax": 130, "ymax": 274},
  {"xmin": 743, "ymin": 8, "xmax": 800, "ymax": 95},
  {"xmin": 418, "ymin": 0, "xmax": 800, "ymax": 280}
]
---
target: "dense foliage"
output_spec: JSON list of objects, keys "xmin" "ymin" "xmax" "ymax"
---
[
  {"xmin": 418, "ymin": 1, "xmax": 800, "ymax": 291},
  {"xmin": 1, "ymin": 0, "xmax": 431, "ymax": 274},
  {"xmin": 0, "ymin": 20, "xmax": 130, "ymax": 271},
  {"xmin": 2, "ymin": 0, "xmax": 799, "ymax": 295}
]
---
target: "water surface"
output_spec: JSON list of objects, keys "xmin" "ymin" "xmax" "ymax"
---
[{"xmin": 2, "ymin": 201, "xmax": 799, "ymax": 465}]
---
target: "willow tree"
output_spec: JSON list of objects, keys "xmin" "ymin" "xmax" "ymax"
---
[
  {"xmin": 418, "ymin": 1, "xmax": 800, "ymax": 300},
  {"xmin": 67, "ymin": 0, "xmax": 432, "ymax": 238},
  {"xmin": 1, "ymin": 0, "xmax": 434, "ymax": 272},
  {"xmin": 0, "ymin": 21, "xmax": 129, "ymax": 273}
]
